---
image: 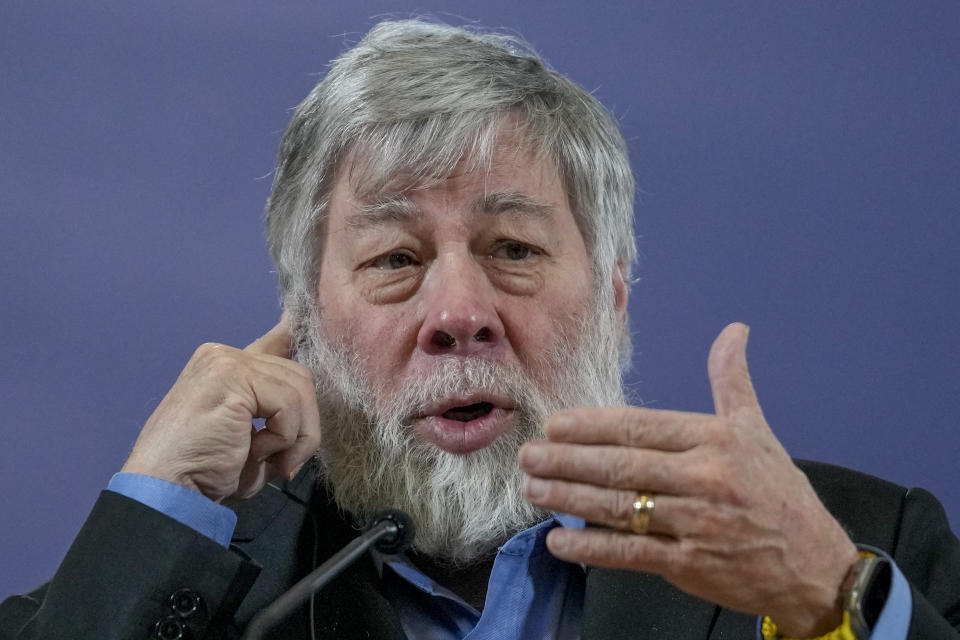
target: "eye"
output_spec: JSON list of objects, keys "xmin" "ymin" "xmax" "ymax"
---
[
  {"xmin": 369, "ymin": 251, "xmax": 417, "ymax": 270},
  {"xmin": 490, "ymin": 241, "xmax": 537, "ymax": 261}
]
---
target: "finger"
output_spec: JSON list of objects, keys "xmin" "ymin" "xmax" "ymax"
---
[
  {"xmin": 243, "ymin": 371, "xmax": 321, "ymax": 470},
  {"xmin": 545, "ymin": 525, "xmax": 680, "ymax": 576},
  {"xmin": 262, "ymin": 424, "xmax": 322, "ymax": 479},
  {"xmin": 247, "ymin": 329, "xmax": 322, "ymax": 477},
  {"xmin": 524, "ymin": 477, "xmax": 688, "ymax": 537},
  {"xmin": 235, "ymin": 456, "xmax": 271, "ymax": 499},
  {"xmin": 245, "ymin": 313, "xmax": 293, "ymax": 358},
  {"xmin": 518, "ymin": 442, "xmax": 694, "ymax": 495},
  {"xmin": 707, "ymin": 322, "xmax": 761, "ymax": 418},
  {"xmin": 238, "ymin": 361, "xmax": 319, "ymax": 444},
  {"xmin": 545, "ymin": 407, "xmax": 708, "ymax": 451},
  {"xmin": 237, "ymin": 395, "xmax": 318, "ymax": 498},
  {"xmin": 243, "ymin": 349, "xmax": 316, "ymax": 389},
  {"xmin": 249, "ymin": 424, "xmax": 300, "ymax": 463}
]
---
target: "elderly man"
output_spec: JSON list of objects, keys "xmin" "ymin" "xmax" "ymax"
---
[{"xmin": 2, "ymin": 20, "xmax": 958, "ymax": 640}]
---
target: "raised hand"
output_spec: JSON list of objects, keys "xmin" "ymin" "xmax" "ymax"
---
[
  {"xmin": 121, "ymin": 317, "xmax": 322, "ymax": 503},
  {"xmin": 519, "ymin": 323, "xmax": 860, "ymax": 637}
]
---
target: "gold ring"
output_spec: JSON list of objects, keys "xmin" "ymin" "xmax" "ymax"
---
[{"xmin": 630, "ymin": 493, "xmax": 655, "ymax": 534}]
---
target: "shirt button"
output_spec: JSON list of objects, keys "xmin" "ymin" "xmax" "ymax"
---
[
  {"xmin": 155, "ymin": 615, "xmax": 185, "ymax": 640},
  {"xmin": 168, "ymin": 588, "xmax": 202, "ymax": 617}
]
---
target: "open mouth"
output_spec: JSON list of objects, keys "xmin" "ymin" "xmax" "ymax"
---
[
  {"xmin": 414, "ymin": 397, "xmax": 513, "ymax": 452},
  {"xmin": 441, "ymin": 402, "xmax": 495, "ymax": 422}
]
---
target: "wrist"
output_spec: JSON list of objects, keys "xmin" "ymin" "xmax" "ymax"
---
[
  {"xmin": 121, "ymin": 455, "xmax": 204, "ymax": 497},
  {"xmin": 765, "ymin": 548, "xmax": 889, "ymax": 640},
  {"xmin": 771, "ymin": 544, "xmax": 861, "ymax": 637}
]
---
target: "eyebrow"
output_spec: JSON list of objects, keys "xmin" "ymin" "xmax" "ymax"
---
[
  {"xmin": 346, "ymin": 197, "xmax": 420, "ymax": 231},
  {"xmin": 345, "ymin": 190, "xmax": 555, "ymax": 232},
  {"xmin": 473, "ymin": 191, "xmax": 556, "ymax": 220}
]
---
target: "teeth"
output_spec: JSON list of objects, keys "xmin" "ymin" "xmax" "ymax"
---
[{"xmin": 442, "ymin": 402, "xmax": 494, "ymax": 422}]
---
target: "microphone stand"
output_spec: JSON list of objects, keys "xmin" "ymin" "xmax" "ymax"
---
[{"xmin": 241, "ymin": 511, "xmax": 413, "ymax": 640}]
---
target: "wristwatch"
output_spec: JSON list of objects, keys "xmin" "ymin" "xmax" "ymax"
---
[{"xmin": 841, "ymin": 554, "xmax": 892, "ymax": 637}]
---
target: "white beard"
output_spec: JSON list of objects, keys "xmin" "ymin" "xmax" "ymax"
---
[{"xmin": 292, "ymin": 297, "xmax": 625, "ymax": 566}]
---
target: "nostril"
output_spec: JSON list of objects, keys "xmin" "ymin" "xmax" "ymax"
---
[
  {"xmin": 432, "ymin": 330, "xmax": 456, "ymax": 348},
  {"xmin": 473, "ymin": 327, "xmax": 492, "ymax": 342}
]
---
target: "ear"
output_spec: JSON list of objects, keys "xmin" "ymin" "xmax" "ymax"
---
[{"xmin": 612, "ymin": 261, "xmax": 628, "ymax": 321}]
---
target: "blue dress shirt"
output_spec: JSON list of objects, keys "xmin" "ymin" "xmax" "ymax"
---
[{"xmin": 377, "ymin": 513, "xmax": 585, "ymax": 639}]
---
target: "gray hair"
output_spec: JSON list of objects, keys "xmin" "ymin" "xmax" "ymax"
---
[{"xmin": 265, "ymin": 19, "xmax": 636, "ymax": 321}]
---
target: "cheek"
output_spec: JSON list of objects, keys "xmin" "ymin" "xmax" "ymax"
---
[
  {"xmin": 504, "ymin": 288, "xmax": 593, "ymax": 358},
  {"xmin": 550, "ymin": 281, "xmax": 597, "ymax": 340},
  {"xmin": 323, "ymin": 302, "xmax": 415, "ymax": 376}
]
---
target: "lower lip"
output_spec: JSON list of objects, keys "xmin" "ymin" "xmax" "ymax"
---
[{"xmin": 413, "ymin": 408, "xmax": 514, "ymax": 454}]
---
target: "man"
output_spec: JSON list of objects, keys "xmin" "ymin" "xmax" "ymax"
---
[{"xmin": 2, "ymin": 19, "xmax": 958, "ymax": 640}]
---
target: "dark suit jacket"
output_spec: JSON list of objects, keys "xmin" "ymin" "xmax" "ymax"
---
[{"xmin": 2, "ymin": 461, "xmax": 959, "ymax": 639}]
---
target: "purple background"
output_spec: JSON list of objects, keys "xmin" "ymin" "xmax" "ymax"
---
[{"xmin": 2, "ymin": 2, "xmax": 958, "ymax": 597}]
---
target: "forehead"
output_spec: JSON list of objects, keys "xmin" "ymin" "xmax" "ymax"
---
[
  {"xmin": 330, "ymin": 137, "xmax": 572, "ymax": 224},
  {"xmin": 338, "ymin": 113, "xmax": 547, "ymax": 195},
  {"xmin": 347, "ymin": 127, "xmax": 561, "ymax": 194}
]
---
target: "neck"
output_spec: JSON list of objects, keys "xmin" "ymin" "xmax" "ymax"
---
[{"xmin": 410, "ymin": 553, "xmax": 496, "ymax": 611}]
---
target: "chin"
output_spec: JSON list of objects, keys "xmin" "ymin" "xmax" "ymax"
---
[{"xmin": 317, "ymin": 407, "xmax": 548, "ymax": 565}]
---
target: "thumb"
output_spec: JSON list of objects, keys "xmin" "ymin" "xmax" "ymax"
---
[
  {"xmin": 707, "ymin": 322, "xmax": 761, "ymax": 417},
  {"xmin": 245, "ymin": 310, "xmax": 293, "ymax": 358}
]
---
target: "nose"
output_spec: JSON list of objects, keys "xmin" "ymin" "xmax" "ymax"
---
[{"xmin": 416, "ymin": 255, "xmax": 505, "ymax": 357}]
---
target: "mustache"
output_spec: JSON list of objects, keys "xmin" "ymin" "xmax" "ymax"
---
[
  {"xmin": 372, "ymin": 357, "xmax": 537, "ymax": 424},
  {"xmin": 363, "ymin": 356, "xmax": 547, "ymax": 458}
]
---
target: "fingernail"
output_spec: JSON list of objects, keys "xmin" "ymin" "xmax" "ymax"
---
[
  {"xmin": 519, "ymin": 444, "xmax": 543, "ymax": 469},
  {"xmin": 548, "ymin": 413, "xmax": 574, "ymax": 437},
  {"xmin": 525, "ymin": 477, "xmax": 548, "ymax": 501},
  {"xmin": 547, "ymin": 528, "xmax": 569, "ymax": 554}
]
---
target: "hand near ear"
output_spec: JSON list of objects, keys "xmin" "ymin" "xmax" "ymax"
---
[
  {"xmin": 520, "ymin": 323, "xmax": 861, "ymax": 637},
  {"xmin": 122, "ymin": 315, "xmax": 321, "ymax": 503}
]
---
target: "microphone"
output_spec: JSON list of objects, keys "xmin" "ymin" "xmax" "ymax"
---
[{"xmin": 240, "ymin": 510, "xmax": 415, "ymax": 640}]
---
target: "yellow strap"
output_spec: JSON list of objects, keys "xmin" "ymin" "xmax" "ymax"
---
[{"xmin": 761, "ymin": 611, "xmax": 858, "ymax": 640}]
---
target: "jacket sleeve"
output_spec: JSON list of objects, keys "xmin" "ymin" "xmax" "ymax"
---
[
  {"xmin": 893, "ymin": 487, "xmax": 960, "ymax": 639},
  {"xmin": 0, "ymin": 490, "xmax": 260, "ymax": 640}
]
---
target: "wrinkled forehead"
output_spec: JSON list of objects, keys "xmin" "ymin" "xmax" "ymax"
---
[{"xmin": 339, "ymin": 114, "xmax": 560, "ymax": 201}]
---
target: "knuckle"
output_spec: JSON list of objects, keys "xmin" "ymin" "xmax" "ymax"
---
[
  {"xmin": 291, "ymin": 361, "xmax": 316, "ymax": 383},
  {"xmin": 688, "ymin": 499, "xmax": 723, "ymax": 536},
  {"xmin": 542, "ymin": 480, "xmax": 564, "ymax": 504},
  {"xmin": 660, "ymin": 543, "xmax": 687, "ymax": 573},
  {"xmin": 570, "ymin": 533, "xmax": 600, "ymax": 559},
  {"xmin": 564, "ymin": 484, "xmax": 591, "ymax": 512},
  {"xmin": 205, "ymin": 356, "xmax": 235, "ymax": 377},
  {"xmin": 265, "ymin": 423, "xmax": 296, "ymax": 447},
  {"xmin": 534, "ymin": 444, "xmax": 562, "ymax": 473},
  {"xmin": 701, "ymin": 467, "xmax": 747, "ymax": 506},
  {"xmin": 563, "ymin": 486, "xmax": 593, "ymax": 518},
  {"xmin": 607, "ymin": 450, "xmax": 637, "ymax": 487},
  {"xmin": 297, "ymin": 376, "xmax": 318, "ymax": 403},
  {"xmin": 609, "ymin": 534, "xmax": 637, "ymax": 565},
  {"xmin": 622, "ymin": 411, "xmax": 648, "ymax": 446},
  {"xmin": 193, "ymin": 342, "xmax": 226, "ymax": 361},
  {"xmin": 723, "ymin": 485, "xmax": 749, "ymax": 507},
  {"xmin": 194, "ymin": 345, "xmax": 243, "ymax": 377},
  {"xmin": 280, "ymin": 427, "xmax": 298, "ymax": 446},
  {"xmin": 610, "ymin": 489, "xmax": 634, "ymax": 526},
  {"xmin": 279, "ymin": 381, "xmax": 302, "ymax": 407},
  {"xmin": 645, "ymin": 460, "xmax": 670, "ymax": 489}
]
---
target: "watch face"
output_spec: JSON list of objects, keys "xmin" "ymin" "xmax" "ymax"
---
[{"xmin": 861, "ymin": 558, "xmax": 892, "ymax": 628}]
